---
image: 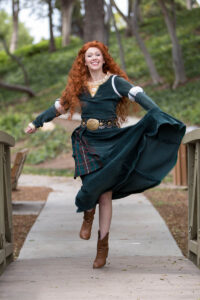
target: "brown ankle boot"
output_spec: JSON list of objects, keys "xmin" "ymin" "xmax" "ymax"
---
[
  {"xmin": 93, "ymin": 230, "xmax": 109, "ymax": 269},
  {"xmin": 79, "ymin": 207, "xmax": 96, "ymax": 240}
]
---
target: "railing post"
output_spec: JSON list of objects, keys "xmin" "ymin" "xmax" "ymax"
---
[
  {"xmin": 183, "ymin": 129, "xmax": 200, "ymax": 268},
  {"xmin": 0, "ymin": 131, "xmax": 15, "ymax": 275}
]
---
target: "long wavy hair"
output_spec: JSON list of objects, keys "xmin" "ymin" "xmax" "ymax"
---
[{"xmin": 60, "ymin": 40, "xmax": 133, "ymax": 124}]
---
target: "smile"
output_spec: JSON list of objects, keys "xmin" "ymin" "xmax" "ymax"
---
[{"xmin": 91, "ymin": 62, "xmax": 99, "ymax": 65}]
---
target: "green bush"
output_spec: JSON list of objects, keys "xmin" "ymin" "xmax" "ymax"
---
[
  {"xmin": 25, "ymin": 125, "xmax": 71, "ymax": 164},
  {"xmin": 0, "ymin": 111, "xmax": 30, "ymax": 141},
  {"xmin": 144, "ymin": 80, "xmax": 200, "ymax": 126},
  {"xmin": 0, "ymin": 50, "xmax": 9, "ymax": 64},
  {"xmin": 0, "ymin": 37, "xmax": 82, "ymax": 104}
]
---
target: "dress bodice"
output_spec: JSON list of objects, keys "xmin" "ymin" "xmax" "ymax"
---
[{"xmin": 79, "ymin": 75, "xmax": 121, "ymax": 120}]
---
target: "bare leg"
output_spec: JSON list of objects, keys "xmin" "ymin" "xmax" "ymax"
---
[{"xmin": 98, "ymin": 190, "xmax": 112, "ymax": 239}]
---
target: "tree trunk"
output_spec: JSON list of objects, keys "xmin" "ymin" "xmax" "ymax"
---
[
  {"xmin": 10, "ymin": 0, "xmax": 20, "ymax": 53},
  {"xmin": 0, "ymin": 81, "xmax": 35, "ymax": 97},
  {"xmin": 126, "ymin": 0, "xmax": 134, "ymax": 36},
  {"xmin": 158, "ymin": 0, "xmax": 187, "ymax": 88},
  {"xmin": 60, "ymin": 0, "xmax": 74, "ymax": 47},
  {"xmin": 1, "ymin": 36, "xmax": 30, "ymax": 86},
  {"xmin": 111, "ymin": 0, "xmax": 133, "ymax": 37},
  {"xmin": 83, "ymin": 0, "xmax": 105, "ymax": 43},
  {"xmin": 109, "ymin": 2, "xmax": 126, "ymax": 71},
  {"xmin": 104, "ymin": 1, "xmax": 112, "ymax": 46},
  {"xmin": 186, "ymin": 0, "xmax": 192, "ymax": 9},
  {"xmin": 0, "ymin": 35, "xmax": 35, "ymax": 97},
  {"xmin": 132, "ymin": 0, "xmax": 162, "ymax": 84},
  {"xmin": 111, "ymin": 0, "xmax": 162, "ymax": 84},
  {"xmin": 47, "ymin": 0, "xmax": 56, "ymax": 52}
]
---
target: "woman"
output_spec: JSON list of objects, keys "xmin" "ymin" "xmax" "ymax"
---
[{"xmin": 25, "ymin": 40, "xmax": 186, "ymax": 269}]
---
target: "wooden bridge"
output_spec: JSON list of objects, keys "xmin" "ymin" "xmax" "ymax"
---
[
  {"xmin": 183, "ymin": 128, "xmax": 200, "ymax": 268},
  {"xmin": 0, "ymin": 129, "xmax": 200, "ymax": 300},
  {"xmin": 0, "ymin": 131, "xmax": 15, "ymax": 275}
]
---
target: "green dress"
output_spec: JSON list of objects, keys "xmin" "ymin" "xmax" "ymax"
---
[
  {"xmin": 71, "ymin": 75, "xmax": 186, "ymax": 212},
  {"xmin": 32, "ymin": 74, "xmax": 186, "ymax": 213}
]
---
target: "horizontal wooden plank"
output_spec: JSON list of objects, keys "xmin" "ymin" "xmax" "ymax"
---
[
  {"xmin": 183, "ymin": 129, "xmax": 200, "ymax": 145},
  {"xmin": 0, "ymin": 131, "xmax": 15, "ymax": 147},
  {"xmin": 189, "ymin": 239, "xmax": 198, "ymax": 254}
]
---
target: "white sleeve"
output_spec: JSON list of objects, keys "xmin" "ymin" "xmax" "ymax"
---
[
  {"xmin": 128, "ymin": 86, "xmax": 144, "ymax": 101},
  {"xmin": 112, "ymin": 76, "xmax": 143, "ymax": 102},
  {"xmin": 54, "ymin": 98, "xmax": 66, "ymax": 114}
]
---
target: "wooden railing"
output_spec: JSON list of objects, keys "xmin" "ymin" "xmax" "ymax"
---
[
  {"xmin": 183, "ymin": 129, "xmax": 200, "ymax": 268},
  {"xmin": 0, "ymin": 131, "xmax": 15, "ymax": 275}
]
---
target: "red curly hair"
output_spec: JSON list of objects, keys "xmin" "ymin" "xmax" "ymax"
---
[{"xmin": 60, "ymin": 40, "xmax": 133, "ymax": 124}]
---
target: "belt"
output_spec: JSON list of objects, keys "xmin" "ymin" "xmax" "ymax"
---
[{"xmin": 81, "ymin": 118, "xmax": 118, "ymax": 130}]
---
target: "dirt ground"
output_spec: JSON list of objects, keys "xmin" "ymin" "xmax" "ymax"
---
[{"xmin": 12, "ymin": 186, "xmax": 52, "ymax": 260}]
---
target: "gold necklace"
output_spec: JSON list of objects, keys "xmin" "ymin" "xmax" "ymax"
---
[{"xmin": 87, "ymin": 73, "xmax": 110, "ymax": 97}]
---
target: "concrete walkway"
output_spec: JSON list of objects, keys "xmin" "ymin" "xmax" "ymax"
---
[{"xmin": 0, "ymin": 174, "xmax": 200, "ymax": 300}]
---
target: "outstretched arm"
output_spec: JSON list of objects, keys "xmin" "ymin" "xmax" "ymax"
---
[
  {"xmin": 25, "ymin": 98, "xmax": 67, "ymax": 134},
  {"xmin": 113, "ymin": 76, "xmax": 159, "ymax": 111}
]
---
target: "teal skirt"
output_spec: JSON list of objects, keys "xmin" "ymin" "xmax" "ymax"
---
[{"xmin": 74, "ymin": 108, "xmax": 186, "ymax": 212}]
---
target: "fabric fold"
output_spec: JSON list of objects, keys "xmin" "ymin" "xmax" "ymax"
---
[
  {"xmin": 71, "ymin": 126, "xmax": 103, "ymax": 178},
  {"xmin": 75, "ymin": 108, "xmax": 186, "ymax": 212}
]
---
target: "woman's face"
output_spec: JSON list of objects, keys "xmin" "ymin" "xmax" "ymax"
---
[{"xmin": 85, "ymin": 47, "xmax": 105, "ymax": 72}]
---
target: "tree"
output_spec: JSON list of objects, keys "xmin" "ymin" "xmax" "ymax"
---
[
  {"xmin": 10, "ymin": 0, "xmax": 20, "ymax": 52},
  {"xmin": 0, "ymin": 34, "xmax": 35, "ymax": 97},
  {"xmin": 56, "ymin": 0, "xmax": 84, "ymax": 39},
  {"xmin": 111, "ymin": 0, "xmax": 162, "ymax": 84},
  {"xmin": 111, "ymin": 0, "xmax": 132, "ymax": 36},
  {"xmin": 108, "ymin": 1, "xmax": 126, "ymax": 71},
  {"xmin": 185, "ymin": 0, "xmax": 199, "ymax": 9},
  {"xmin": 71, "ymin": 0, "xmax": 84, "ymax": 39},
  {"xmin": 23, "ymin": 0, "xmax": 56, "ymax": 51},
  {"xmin": 83, "ymin": 0, "xmax": 105, "ymax": 43},
  {"xmin": 58, "ymin": 0, "xmax": 75, "ymax": 46},
  {"xmin": 47, "ymin": 0, "xmax": 56, "ymax": 52},
  {"xmin": 104, "ymin": 0, "xmax": 112, "ymax": 45},
  {"xmin": 186, "ymin": 0, "xmax": 193, "ymax": 9},
  {"xmin": 0, "ymin": 81, "xmax": 35, "ymax": 96},
  {"xmin": 0, "ymin": 10, "xmax": 33, "ymax": 51},
  {"xmin": 158, "ymin": 0, "xmax": 187, "ymax": 88},
  {"xmin": 132, "ymin": 0, "xmax": 162, "ymax": 84}
]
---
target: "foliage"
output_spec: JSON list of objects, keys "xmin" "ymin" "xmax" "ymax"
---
[
  {"xmin": 0, "ymin": 110, "xmax": 31, "ymax": 141},
  {"xmin": 1, "ymin": 1, "xmax": 200, "ymax": 178},
  {"xmin": 0, "ymin": 7, "xmax": 200, "ymax": 133},
  {"xmin": 141, "ymin": 0, "xmax": 189, "ymax": 18},
  {"xmin": 0, "ymin": 36, "xmax": 82, "ymax": 104},
  {"xmin": 24, "ymin": 125, "xmax": 71, "ymax": 164},
  {"xmin": 144, "ymin": 80, "xmax": 200, "ymax": 126}
]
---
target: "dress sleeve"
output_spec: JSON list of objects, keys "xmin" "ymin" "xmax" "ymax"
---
[
  {"xmin": 32, "ymin": 98, "xmax": 66, "ymax": 128},
  {"xmin": 114, "ymin": 76, "xmax": 159, "ymax": 111}
]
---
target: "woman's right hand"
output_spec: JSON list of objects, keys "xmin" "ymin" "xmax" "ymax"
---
[{"xmin": 24, "ymin": 123, "xmax": 38, "ymax": 134}]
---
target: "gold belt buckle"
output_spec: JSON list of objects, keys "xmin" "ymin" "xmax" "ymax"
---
[{"xmin": 86, "ymin": 118, "xmax": 100, "ymax": 130}]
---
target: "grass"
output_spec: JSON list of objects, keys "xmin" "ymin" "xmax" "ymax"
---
[
  {"xmin": 1, "ymin": 8, "xmax": 200, "ymax": 173},
  {"xmin": 22, "ymin": 166, "xmax": 74, "ymax": 177}
]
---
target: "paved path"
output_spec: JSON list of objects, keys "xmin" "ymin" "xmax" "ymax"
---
[{"xmin": 0, "ymin": 175, "xmax": 200, "ymax": 300}]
